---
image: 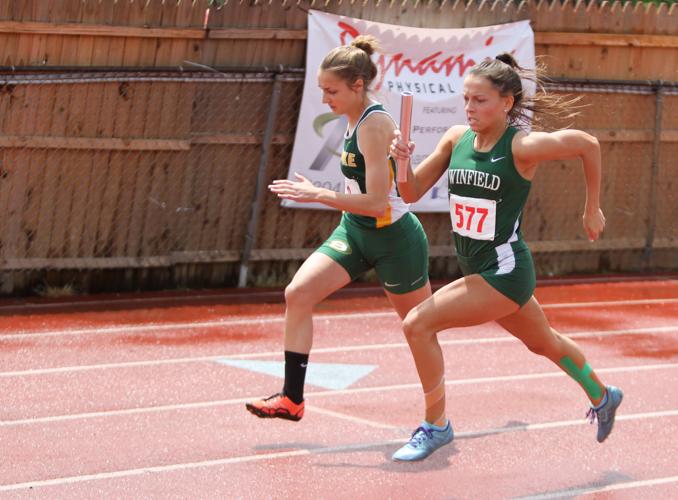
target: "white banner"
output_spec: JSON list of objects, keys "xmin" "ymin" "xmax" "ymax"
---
[{"xmin": 283, "ymin": 10, "xmax": 534, "ymax": 212}]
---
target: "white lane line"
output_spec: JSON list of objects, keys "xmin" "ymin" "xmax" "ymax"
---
[
  {"xmin": 542, "ymin": 297, "xmax": 678, "ymax": 309},
  {"xmin": 461, "ymin": 409, "xmax": 678, "ymax": 436},
  {"xmin": 2, "ymin": 297, "xmax": 677, "ymax": 342},
  {"xmin": 0, "ymin": 317, "xmax": 296, "ymax": 341},
  {"xmin": 305, "ymin": 405, "xmax": 404, "ymax": 431},
  {"xmin": 515, "ymin": 474, "xmax": 678, "ymax": 499},
  {"xmin": 2, "ymin": 361, "xmax": 677, "ymax": 427},
  {"xmin": 0, "ymin": 290, "xmax": 286, "ymax": 312},
  {"xmin": 0, "ymin": 279, "xmax": 672, "ymax": 311},
  {"xmin": 1, "ymin": 408, "xmax": 678, "ymax": 492},
  {"xmin": 316, "ymin": 406, "xmax": 678, "ymax": 440},
  {"xmin": 308, "ymin": 360, "xmax": 678, "ymax": 398},
  {"xmin": 0, "ymin": 449, "xmax": 318, "ymax": 491},
  {"xmin": 2, "ymin": 324, "xmax": 678, "ymax": 378}
]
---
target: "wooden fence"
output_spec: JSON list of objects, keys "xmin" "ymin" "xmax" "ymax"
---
[
  {"xmin": 0, "ymin": 0, "xmax": 676, "ymax": 295},
  {"xmin": 0, "ymin": 1, "xmax": 675, "ymax": 79}
]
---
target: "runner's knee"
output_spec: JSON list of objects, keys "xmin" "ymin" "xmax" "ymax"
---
[
  {"xmin": 522, "ymin": 329, "xmax": 560, "ymax": 358},
  {"xmin": 523, "ymin": 339, "xmax": 549, "ymax": 357},
  {"xmin": 402, "ymin": 309, "xmax": 429, "ymax": 342},
  {"xmin": 284, "ymin": 281, "xmax": 318, "ymax": 310}
]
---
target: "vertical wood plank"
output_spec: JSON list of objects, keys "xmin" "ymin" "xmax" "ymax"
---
[
  {"xmin": 3, "ymin": 152, "xmax": 30, "ymax": 265},
  {"xmin": 0, "ymin": 150, "xmax": 12, "ymax": 262},
  {"xmin": 22, "ymin": 149, "xmax": 44, "ymax": 260},
  {"xmin": 107, "ymin": 157, "xmax": 130, "ymax": 263},
  {"xmin": 63, "ymin": 150, "xmax": 92, "ymax": 257},
  {"xmin": 78, "ymin": 151, "xmax": 105, "ymax": 259},
  {"xmin": 56, "ymin": 0, "xmax": 83, "ymax": 66},
  {"xmin": 141, "ymin": 151, "xmax": 167, "ymax": 255},
  {"xmin": 34, "ymin": 148, "xmax": 59, "ymax": 259},
  {"xmin": 123, "ymin": 80, "xmax": 152, "ymax": 257}
]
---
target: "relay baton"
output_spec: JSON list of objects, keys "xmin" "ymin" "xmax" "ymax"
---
[{"xmin": 396, "ymin": 92, "xmax": 413, "ymax": 183}]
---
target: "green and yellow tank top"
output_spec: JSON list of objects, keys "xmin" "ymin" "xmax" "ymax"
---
[
  {"xmin": 341, "ymin": 103, "xmax": 409, "ymax": 229},
  {"xmin": 448, "ymin": 126, "xmax": 532, "ymax": 257}
]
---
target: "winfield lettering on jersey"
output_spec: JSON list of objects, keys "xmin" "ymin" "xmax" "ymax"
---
[{"xmin": 448, "ymin": 169, "xmax": 501, "ymax": 191}]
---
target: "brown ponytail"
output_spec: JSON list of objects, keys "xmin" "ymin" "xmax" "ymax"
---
[
  {"xmin": 470, "ymin": 53, "xmax": 582, "ymax": 130},
  {"xmin": 320, "ymin": 35, "xmax": 380, "ymax": 90}
]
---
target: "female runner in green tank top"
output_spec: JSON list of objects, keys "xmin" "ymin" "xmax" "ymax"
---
[
  {"xmin": 246, "ymin": 36, "xmax": 432, "ymax": 423},
  {"xmin": 389, "ymin": 54, "xmax": 623, "ymax": 462}
]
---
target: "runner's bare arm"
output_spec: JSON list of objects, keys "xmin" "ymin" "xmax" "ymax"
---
[
  {"xmin": 270, "ymin": 114, "xmax": 393, "ymax": 217},
  {"xmin": 393, "ymin": 125, "xmax": 468, "ymax": 203},
  {"xmin": 513, "ymin": 130, "xmax": 604, "ymax": 241}
]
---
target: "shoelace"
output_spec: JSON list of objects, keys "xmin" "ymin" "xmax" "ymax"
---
[
  {"xmin": 263, "ymin": 393, "xmax": 284, "ymax": 404},
  {"xmin": 586, "ymin": 407, "xmax": 597, "ymax": 424},
  {"xmin": 409, "ymin": 426, "xmax": 434, "ymax": 446}
]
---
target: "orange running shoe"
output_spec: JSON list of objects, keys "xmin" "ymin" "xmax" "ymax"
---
[{"xmin": 245, "ymin": 392, "xmax": 304, "ymax": 421}]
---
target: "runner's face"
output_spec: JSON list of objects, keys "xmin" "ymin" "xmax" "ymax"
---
[
  {"xmin": 317, "ymin": 70, "xmax": 363, "ymax": 116},
  {"xmin": 463, "ymin": 75, "xmax": 510, "ymax": 132}
]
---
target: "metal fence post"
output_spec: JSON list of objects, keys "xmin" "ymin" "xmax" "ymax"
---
[
  {"xmin": 238, "ymin": 74, "xmax": 283, "ymax": 287},
  {"xmin": 642, "ymin": 82, "xmax": 664, "ymax": 268}
]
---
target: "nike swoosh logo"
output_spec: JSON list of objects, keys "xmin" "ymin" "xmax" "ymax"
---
[
  {"xmin": 300, "ymin": 363, "xmax": 308, "ymax": 368},
  {"xmin": 490, "ymin": 156, "xmax": 505, "ymax": 163},
  {"xmin": 384, "ymin": 282, "xmax": 401, "ymax": 287}
]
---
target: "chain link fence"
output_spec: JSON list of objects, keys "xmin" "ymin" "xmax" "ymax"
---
[{"xmin": 0, "ymin": 71, "xmax": 676, "ymax": 295}]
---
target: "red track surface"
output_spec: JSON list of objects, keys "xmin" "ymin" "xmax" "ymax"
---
[{"xmin": 1, "ymin": 278, "xmax": 677, "ymax": 498}]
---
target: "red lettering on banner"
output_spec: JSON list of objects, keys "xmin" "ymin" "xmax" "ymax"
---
[
  {"xmin": 338, "ymin": 22, "xmax": 360, "ymax": 46},
  {"xmin": 375, "ymin": 53, "xmax": 476, "ymax": 89},
  {"xmin": 334, "ymin": 21, "xmax": 497, "ymax": 90}
]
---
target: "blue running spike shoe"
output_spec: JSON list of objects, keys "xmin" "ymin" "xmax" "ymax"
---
[
  {"xmin": 392, "ymin": 420, "xmax": 454, "ymax": 461},
  {"xmin": 587, "ymin": 386, "xmax": 624, "ymax": 443}
]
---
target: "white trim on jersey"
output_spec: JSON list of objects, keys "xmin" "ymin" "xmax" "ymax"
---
[
  {"xmin": 494, "ymin": 218, "xmax": 521, "ymax": 276},
  {"xmin": 343, "ymin": 102, "xmax": 408, "ymax": 227},
  {"xmin": 345, "ymin": 101, "xmax": 384, "ymax": 140},
  {"xmin": 354, "ymin": 109, "xmax": 395, "ymax": 155},
  {"xmin": 353, "ymin": 115, "xmax": 398, "ymax": 158}
]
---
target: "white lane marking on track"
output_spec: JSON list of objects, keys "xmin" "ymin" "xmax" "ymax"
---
[
  {"xmin": 1, "ymin": 409, "xmax": 678, "ymax": 491},
  {"xmin": 2, "ymin": 325, "xmax": 678, "ymax": 378},
  {"xmin": 543, "ymin": 298, "xmax": 678, "ymax": 308},
  {"xmin": 514, "ymin": 474, "xmax": 678, "ymax": 499},
  {"xmin": 318, "ymin": 407, "xmax": 678, "ymax": 440},
  {"xmin": 0, "ymin": 278, "xmax": 673, "ymax": 311},
  {"xmin": 0, "ymin": 291, "xmax": 284, "ymax": 312},
  {"xmin": 305, "ymin": 405, "xmax": 404, "ymax": 431},
  {"xmin": 2, "ymin": 361, "xmax": 678, "ymax": 427},
  {"xmin": 1, "ymin": 297, "xmax": 677, "ymax": 341}
]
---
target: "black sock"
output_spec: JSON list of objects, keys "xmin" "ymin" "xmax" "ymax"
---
[{"xmin": 283, "ymin": 350, "xmax": 309, "ymax": 404}]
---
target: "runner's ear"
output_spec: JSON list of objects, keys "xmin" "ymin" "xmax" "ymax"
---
[{"xmin": 351, "ymin": 78, "xmax": 365, "ymax": 93}]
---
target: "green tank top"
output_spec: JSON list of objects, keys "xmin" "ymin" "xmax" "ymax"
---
[
  {"xmin": 448, "ymin": 126, "xmax": 531, "ymax": 257},
  {"xmin": 341, "ymin": 103, "xmax": 409, "ymax": 229}
]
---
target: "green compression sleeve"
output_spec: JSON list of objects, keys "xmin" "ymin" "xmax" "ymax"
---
[{"xmin": 559, "ymin": 356, "xmax": 603, "ymax": 401}]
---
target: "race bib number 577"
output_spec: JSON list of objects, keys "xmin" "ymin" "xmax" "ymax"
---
[{"xmin": 449, "ymin": 194, "xmax": 496, "ymax": 241}]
